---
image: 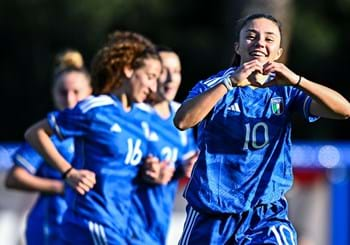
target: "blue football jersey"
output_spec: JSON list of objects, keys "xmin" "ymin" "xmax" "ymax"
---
[
  {"xmin": 13, "ymin": 134, "xmax": 74, "ymax": 245},
  {"xmin": 128, "ymin": 101, "xmax": 197, "ymax": 244},
  {"xmin": 0, "ymin": 143, "xmax": 21, "ymax": 171},
  {"xmin": 183, "ymin": 67, "xmax": 319, "ymax": 214},
  {"xmin": 47, "ymin": 94, "xmax": 153, "ymax": 236}
]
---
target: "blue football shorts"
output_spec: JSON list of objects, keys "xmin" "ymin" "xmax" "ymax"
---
[{"xmin": 179, "ymin": 197, "xmax": 297, "ymax": 245}]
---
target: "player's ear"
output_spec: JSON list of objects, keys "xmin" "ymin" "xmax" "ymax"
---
[
  {"xmin": 123, "ymin": 66, "xmax": 134, "ymax": 78},
  {"xmin": 274, "ymin": 48, "xmax": 283, "ymax": 61},
  {"xmin": 234, "ymin": 42, "xmax": 240, "ymax": 55}
]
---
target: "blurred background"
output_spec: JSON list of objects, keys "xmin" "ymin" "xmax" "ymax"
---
[{"xmin": 0, "ymin": 0, "xmax": 349, "ymax": 244}]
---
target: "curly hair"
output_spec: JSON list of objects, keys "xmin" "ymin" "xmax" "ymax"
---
[{"xmin": 91, "ymin": 31, "xmax": 160, "ymax": 94}]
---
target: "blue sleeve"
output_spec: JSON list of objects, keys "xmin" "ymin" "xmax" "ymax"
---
[
  {"xmin": 184, "ymin": 81, "xmax": 210, "ymax": 102},
  {"xmin": 0, "ymin": 143, "xmax": 21, "ymax": 171},
  {"xmin": 290, "ymin": 87, "xmax": 319, "ymax": 123},
  {"xmin": 47, "ymin": 107, "xmax": 89, "ymax": 140},
  {"xmin": 12, "ymin": 142, "xmax": 44, "ymax": 174},
  {"xmin": 184, "ymin": 68, "xmax": 234, "ymax": 102}
]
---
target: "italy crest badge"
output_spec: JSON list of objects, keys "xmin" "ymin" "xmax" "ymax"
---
[{"xmin": 271, "ymin": 97, "xmax": 284, "ymax": 115}]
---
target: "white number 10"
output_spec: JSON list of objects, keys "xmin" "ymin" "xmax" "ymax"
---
[
  {"xmin": 269, "ymin": 225, "xmax": 296, "ymax": 245},
  {"xmin": 243, "ymin": 122, "xmax": 269, "ymax": 150}
]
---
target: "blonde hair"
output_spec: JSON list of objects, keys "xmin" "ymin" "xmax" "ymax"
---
[
  {"xmin": 54, "ymin": 49, "xmax": 84, "ymax": 74},
  {"xmin": 53, "ymin": 49, "xmax": 90, "ymax": 83}
]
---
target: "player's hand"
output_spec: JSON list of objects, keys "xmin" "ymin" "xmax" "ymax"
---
[
  {"xmin": 143, "ymin": 156, "xmax": 175, "ymax": 185},
  {"xmin": 158, "ymin": 163, "xmax": 175, "ymax": 184},
  {"xmin": 53, "ymin": 180, "xmax": 65, "ymax": 195},
  {"xmin": 65, "ymin": 168, "xmax": 96, "ymax": 195},
  {"xmin": 230, "ymin": 60, "xmax": 264, "ymax": 87},
  {"xmin": 262, "ymin": 61, "xmax": 300, "ymax": 87},
  {"xmin": 182, "ymin": 152, "xmax": 198, "ymax": 178},
  {"xmin": 142, "ymin": 155, "xmax": 162, "ymax": 183}
]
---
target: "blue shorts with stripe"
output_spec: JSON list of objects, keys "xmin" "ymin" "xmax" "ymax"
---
[
  {"xmin": 58, "ymin": 212, "xmax": 127, "ymax": 245},
  {"xmin": 179, "ymin": 198, "xmax": 297, "ymax": 245},
  {"xmin": 25, "ymin": 221, "xmax": 62, "ymax": 245}
]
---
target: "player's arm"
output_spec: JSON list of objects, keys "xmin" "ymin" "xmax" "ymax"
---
[
  {"xmin": 263, "ymin": 61, "xmax": 350, "ymax": 119},
  {"xmin": 297, "ymin": 77, "xmax": 350, "ymax": 119},
  {"xmin": 174, "ymin": 61, "xmax": 265, "ymax": 130},
  {"xmin": 5, "ymin": 166, "xmax": 64, "ymax": 194},
  {"xmin": 174, "ymin": 84, "xmax": 228, "ymax": 130},
  {"xmin": 25, "ymin": 119, "xmax": 96, "ymax": 195},
  {"xmin": 25, "ymin": 119, "xmax": 71, "ymax": 174}
]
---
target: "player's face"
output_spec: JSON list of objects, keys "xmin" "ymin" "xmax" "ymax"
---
[
  {"xmin": 235, "ymin": 18, "xmax": 283, "ymax": 65},
  {"xmin": 128, "ymin": 58, "xmax": 161, "ymax": 103},
  {"xmin": 53, "ymin": 71, "xmax": 92, "ymax": 110},
  {"xmin": 157, "ymin": 51, "xmax": 182, "ymax": 101}
]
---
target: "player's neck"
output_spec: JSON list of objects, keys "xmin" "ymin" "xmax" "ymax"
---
[
  {"xmin": 153, "ymin": 100, "xmax": 171, "ymax": 119},
  {"xmin": 113, "ymin": 92, "xmax": 132, "ymax": 112}
]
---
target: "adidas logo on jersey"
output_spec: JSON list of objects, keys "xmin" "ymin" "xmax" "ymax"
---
[
  {"xmin": 148, "ymin": 132, "xmax": 159, "ymax": 141},
  {"xmin": 227, "ymin": 103, "xmax": 241, "ymax": 113},
  {"xmin": 110, "ymin": 123, "xmax": 122, "ymax": 133},
  {"xmin": 141, "ymin": 121, "xmax": 159, "ymax": 141}
]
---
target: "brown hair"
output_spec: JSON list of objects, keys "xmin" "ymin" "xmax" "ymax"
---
[
  {"xmin": 231, "ymin": 13, "xmax": 283, "ymax": 67},
  {"xmin": 91, "ymin": 31, "xmax": 161, "ymax": 94}
]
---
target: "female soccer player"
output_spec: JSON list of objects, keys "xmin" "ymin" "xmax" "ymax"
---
[
  {"xmin": 174, "ymin": 13, "xmax": 350, "ymax": 244},
  {"xmin": 24, "ymin": 31, "xmax": 162, "ymax": 244},
  {"xmin": 127, "ymin": 47, "xmax": 198, "ymax": 245},
  {"xmin": 5, "ymin": 49, "xmax": 92, "ymax": 245}
]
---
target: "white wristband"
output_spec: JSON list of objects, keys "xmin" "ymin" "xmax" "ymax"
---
[{"xmin": 222, "ymin": 77, "xmax": 234, "ymax": 91}]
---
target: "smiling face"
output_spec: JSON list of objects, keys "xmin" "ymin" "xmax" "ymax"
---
[
  {"xmin": 157, "ymin": 51, "xmax": 182, "ymax": 101},
  {"xmin": 126, "ymin": 58, "xmax": 162, "ymax": 103},
  {"xmin": 235, "ymin": 17, "xmax": 283, "ymax": 65}
]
